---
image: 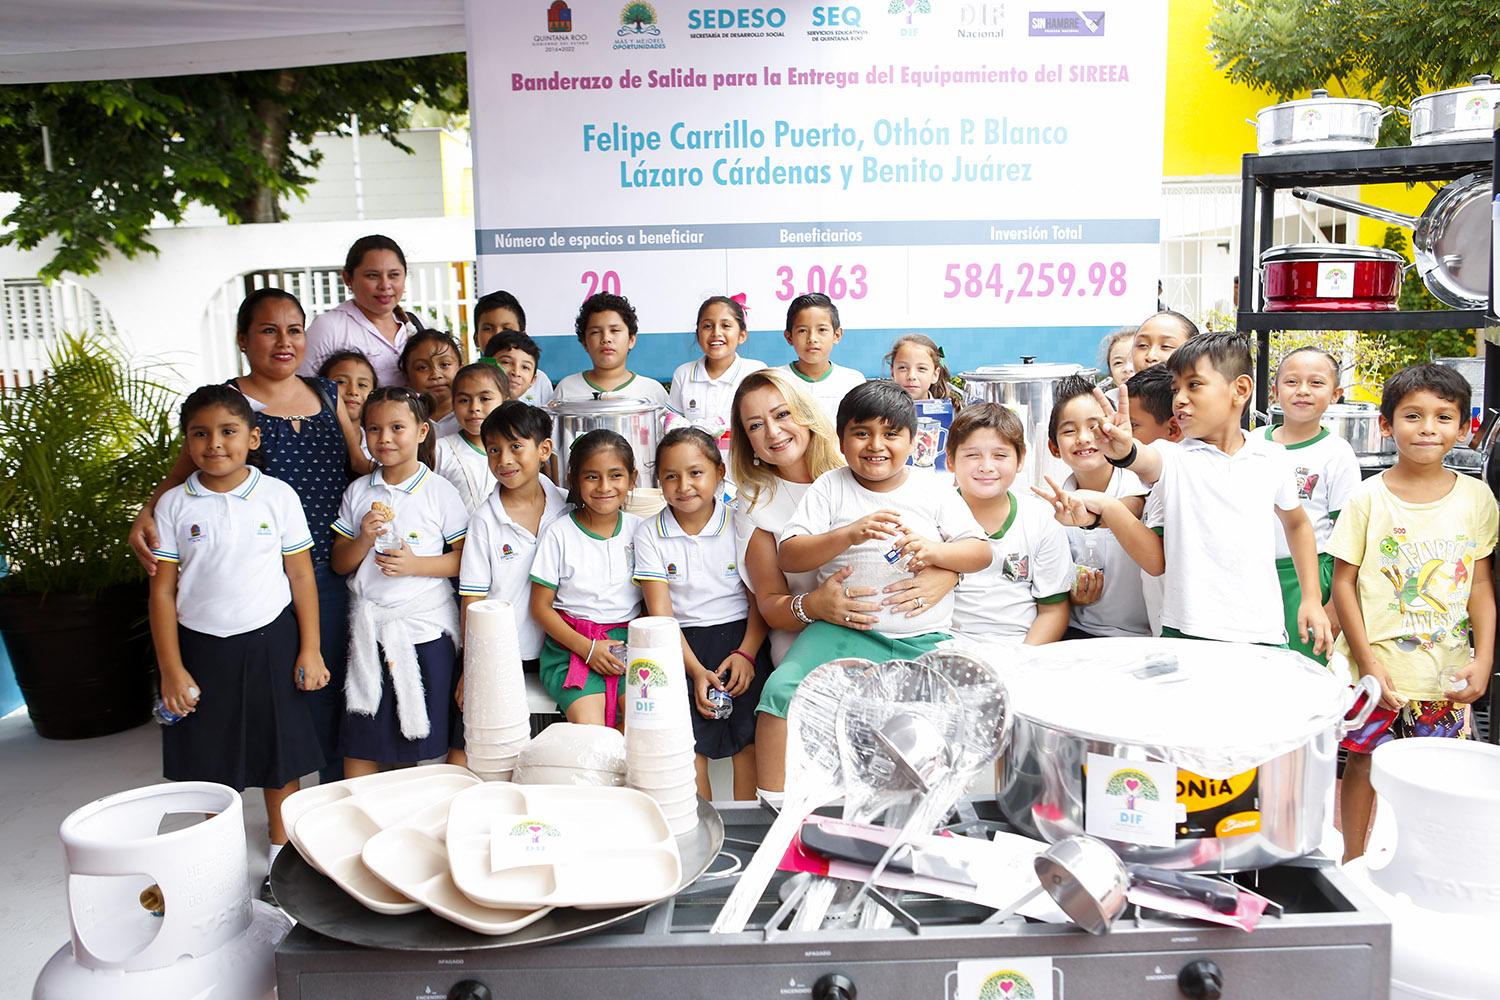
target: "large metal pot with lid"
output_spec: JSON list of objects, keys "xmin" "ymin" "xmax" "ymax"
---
[
  {"xmin": 549, "ymin": 395, "xmax": 670, "ymax": 486},
  {"xmin": 1409, "ymin": 75, "xmax": 1500, "ymax": 145},
  {"xmin": 1251, "ymin": 89, "xmax": 1393, "ymax": 155},
  {"xmin": 989, "ymin": 637, "xmax": 1380, "ymax": 872},
  {"xmin": 1260, "ymin": 243, "xmax": 1405, "ymax": 312},
  {"xmin": 1267, "ymin": 401, "xmax": 1394, "ymax": 456},
  {"xmin": 959, "ymin": 358, "xmax": 1093, "ymax": 489}
]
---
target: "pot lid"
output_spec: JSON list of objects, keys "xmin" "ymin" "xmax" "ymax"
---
[
  {"xmin": 1416, "ymin": 74, "xmax": 1500, "ymax": 102},
  {"xmin": 970, "ymin": 637, "xmax": 1352, "ymax": 777},
  {"xmin": 1260, "ymin": 243, "xmax": 1406, "ymax": 264},
  {"xmin": 1260, "ymin": 89, "xmax": 1383, "ymax": 112},
  {"xmin": 548, "ymin": 395, "xmax": 667, "ymax": 415},
  {"xmin": 962, "ymin": 362, "xmax": 1088, "ymax": 380}
]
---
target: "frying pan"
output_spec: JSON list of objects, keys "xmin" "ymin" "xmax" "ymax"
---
[{"xmin": 1291, "ymin": 172, "xmax": 1491, "ymax": 310}]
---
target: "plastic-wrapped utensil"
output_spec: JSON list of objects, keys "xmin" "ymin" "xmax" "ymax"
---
[{"xmin": 710, "ymin": 658, "xmax": 866, "ymax": 934}]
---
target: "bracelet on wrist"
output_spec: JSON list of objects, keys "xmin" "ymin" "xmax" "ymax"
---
[
  {"xmin": 791, "ymin": 592, "xmax": 813, "ymax": 625},
  {"xmin": 1106, "ymin": 442, "xmax": 1139, "ymax": 469},
  {"xmin": 730, "ymin": 648, "xmax": 755, "ymax": 665}
]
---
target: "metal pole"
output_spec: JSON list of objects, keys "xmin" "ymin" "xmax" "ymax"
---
[{"xmin": 40, "ymin": 125, "xmax": 53, "ymax": 171}]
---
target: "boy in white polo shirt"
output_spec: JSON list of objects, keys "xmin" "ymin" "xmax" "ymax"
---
[
  {"xmin": 1092, "ymin": 333, "xmax": 1332, "ymax": 649},
  {"xmin": 776, "ymin": 293, "xmax": 866, "ymax": 427},
  {"xmin": 457, "ymin": 401, "xmax": 570, "ymax": 670}
]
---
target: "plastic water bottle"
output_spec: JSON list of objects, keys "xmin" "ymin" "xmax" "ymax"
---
[
  {"xmin": 153, "ymin": 687, "xmax": 199, "ymax": 725},
  {"xmin": 374, "ymin": 521, "xmax": 402, "ymax": 554},
  {"xmin": 707, "ymin": 686, "xmax": 733, "ymax": 720}
]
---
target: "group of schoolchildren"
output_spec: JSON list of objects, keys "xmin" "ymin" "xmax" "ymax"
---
[{"xmin": 149, "ymin": 283, "xmax": 1497, "ymax": 871}]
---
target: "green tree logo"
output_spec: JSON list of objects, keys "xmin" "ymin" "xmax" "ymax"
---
[
  {"xmin": 619, "ymin": 2, "xmax": 661, "ymax": 34},
  {"xmin": 1105, "ymin": 768, "xmax": 1159, "ymax": 812},
  {"xmin": 888, "ymin": 0, "xmax": 931, "ymax": 24},
  {"xmin": 978, "ymin": 970, "xmax": 1036, "ymax": 1000},
  {"xmin": 631, "ymin": 657, "xmax": 669, "ymax": 700}
]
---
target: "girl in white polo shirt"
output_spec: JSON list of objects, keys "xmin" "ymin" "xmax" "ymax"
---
[
  {"xmin": 149, "ymin": 385, "xmax": 328, "ymax": 870},
  {"xmin": 530, "ymin": 430, "xmax": 645, "ymax": 728},
  {"xmin": 668, "ymin": 296, "xmax": 766, "ymax": 450},
  {"xmin": 435, "ymin": 362, "xmax": 510, "ymax": 514},
  {"xmin": 332, "ymin": 387, "xmax": 468, "ymax": 777},
  {"xmin": 635, "ymin": 428, "xmax": 771, "ymax": 800},
  {"xmin": 398, "ymin": 330, "xmax": 464, "ymax": 437}
]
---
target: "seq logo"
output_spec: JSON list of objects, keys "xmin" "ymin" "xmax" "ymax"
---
[{"xmin": 807, "ymin": 4, "xmax": 867, "ymax": 41}]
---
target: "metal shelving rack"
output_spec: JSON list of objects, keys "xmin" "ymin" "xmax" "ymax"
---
[
  {"xmin": 1234, "ymin": 137, "xmax": 1496, "ymax": 414},
  {"xmin": 1236, "ymin": 133, "xmax": 1500, "ymax": 743}
]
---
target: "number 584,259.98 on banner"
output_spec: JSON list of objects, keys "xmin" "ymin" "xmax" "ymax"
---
[{"xmin": 943, "ymin": 261, "xmax": 1129, "ymax": 302}]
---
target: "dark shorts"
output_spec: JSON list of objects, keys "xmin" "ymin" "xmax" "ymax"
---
[{"xmin": 682, "ymin": 619, "xmax": 771, "ymax": 760}]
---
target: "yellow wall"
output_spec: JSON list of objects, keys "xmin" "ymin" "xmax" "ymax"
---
[{"xmin": 1163, "ymin": 0, "xmax": 1431, "ymax": 240}]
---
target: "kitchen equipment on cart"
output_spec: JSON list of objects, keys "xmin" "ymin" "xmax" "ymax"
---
[
  {"xmin": 959, "ymin": 359, "xmax": 1093, "ymax": 489},
  {"xmin": 1292, "ymin": 174, "xmax": 1493, "ymax": 310},
  {"xmin": 1259, "ymin": 243, "xmax": 1405, "ymax": 312},
  {"xmin": 1408, "ymin": 75, "xmax": 1500, "ymax": 146},
  {"xmin": 550, "ymin": 395, "xmax": 670, "ymax": 487},
  {"xmin": 1344, "ymin": 738, "xmax": 1500, "ymax": 999},
  {"xmin": 1250, "ymin": 89, "xmax": 1394, "ymax": 155},
  {"xmin": 275, "ymin": 796, "xmax": 1394, "ymax": 1000},
  {"xmin": 34, "ymin": 781, "xmax": 290, "ymax": 1000},
  {"xmin": 995, "ymin": 637, "xmax": 1380, "ymax": 872},
  {"xmin": 1267, "ymin": 401, "xmax": 1394, "ymax": 456}
]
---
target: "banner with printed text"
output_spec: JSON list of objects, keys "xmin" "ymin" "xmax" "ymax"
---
[{"xmin": 466, "ymin": 0, "xmax": 1168, "ymax": 377}]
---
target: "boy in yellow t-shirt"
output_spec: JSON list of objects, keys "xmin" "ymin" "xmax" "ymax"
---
[{"xmin": 1330, "ymin": 364, "xmax": 1498, "ymax": 862}]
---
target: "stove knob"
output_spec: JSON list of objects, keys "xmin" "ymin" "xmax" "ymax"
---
[
  {"xmin": 1177, "ymin": 960, "xmax": 1223, "ymax": 1000},
  {"xmin": 448, "ymin": 981, "xmax": 493, "ymax": 1000},
  {"xmin": 813, "ymin": 972, "xmax": 857, "ymax": 1000}
]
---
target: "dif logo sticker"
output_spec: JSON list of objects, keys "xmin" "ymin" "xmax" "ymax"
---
[
  {"xmin": 536, "ymin": 0, "xmax": 590, "ymax": 50},
  {"xmin": 688, "ymin": 6, "xmax": 788, "ymax": 38},
  {"xmin": 1028, "ymin": 9, "xmax": 1104, "ymax": 35},
  {"xmin": 625, "ymin": 655, "xmax": 677, "ymax": 729},
  {"xmin": 1083, "ymin": 753, "xmax": 1175, "ymax": 848},
  {"xmin": 957, "ymin": 958, "xmax": 1054, "ymax": 1000},
  {"xmin": 615, "ymin": 1, "xmax": 667, "ymax": 49}
]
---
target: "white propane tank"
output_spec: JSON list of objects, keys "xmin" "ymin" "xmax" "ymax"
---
[
  {"xmin": 32, "ymin": 781, "xmax": 290, "ymax": 1000},
  {"xmin": 1343, "ymin": 738, "xmax": 1500, "ymax": 1000}
]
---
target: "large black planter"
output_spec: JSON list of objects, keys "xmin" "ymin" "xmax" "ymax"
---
[{"xmin": 0, "ymin": 583, "xmax": 153, "ymax": 739}]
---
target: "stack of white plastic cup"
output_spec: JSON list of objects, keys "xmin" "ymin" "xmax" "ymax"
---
[
  {"xmin": 623, "ymin": 616, "xmax": 699, "ymax": 835},
  {"xmin": 463, "ymin": 600, "xmax": 532, "ymax": 780}
]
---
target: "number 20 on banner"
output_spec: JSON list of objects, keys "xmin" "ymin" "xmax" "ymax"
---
[{"xmin": 581, "ymin": 270, "xmax": 622, "ymax": 298}]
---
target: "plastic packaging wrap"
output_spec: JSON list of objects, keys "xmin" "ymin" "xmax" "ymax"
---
[{"xmin": 512, "ymin": 722, "xmax": 627, "ymax": 785}]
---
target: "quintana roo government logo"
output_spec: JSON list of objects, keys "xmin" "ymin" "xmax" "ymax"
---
[
  {"xmin": 1106, "ymin": 767, "xmax": 1159, "ymax": 812},
  {"xmin": 979, "ymin": 970, "xmax": 1037, "ymax": 1000},
  {"xmin": 632, "ymin": 657, "xmax": 670, "ymax": 700}
]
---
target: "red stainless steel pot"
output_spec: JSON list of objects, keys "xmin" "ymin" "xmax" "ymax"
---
[{"xmin": 1260, "ymin": 243, "xmax": 1405, "ymax": 312}]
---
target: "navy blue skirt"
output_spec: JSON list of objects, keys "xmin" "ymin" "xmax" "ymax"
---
[
  {"xmin": 162, "ymin": 605, "xmax": 325, "ymax": 791},
  {"xmin": 683, "ymin": 620, "xmax": 770, "ymax": 760},
  {"xmin": 340, "ymin": 635, "xmax": 456, "ymax": 763}
]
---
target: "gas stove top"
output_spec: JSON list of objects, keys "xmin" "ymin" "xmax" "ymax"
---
[{"xmin": 276, "ymin": 798, "xmax": 1389, "ymax": 1000}]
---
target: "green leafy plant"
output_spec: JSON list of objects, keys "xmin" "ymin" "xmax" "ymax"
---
[{"xmin": 0, "ymin": 332, "xmax": 180, "ymax": 596}]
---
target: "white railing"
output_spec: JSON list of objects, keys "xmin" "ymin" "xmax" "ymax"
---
[
  {"xmin": 203, "ymin": 260, "xmax": 480, "ymax": 378},
  {"xmin": 0, "ymin": 279, "xmax": 117, "ymax": 387}
]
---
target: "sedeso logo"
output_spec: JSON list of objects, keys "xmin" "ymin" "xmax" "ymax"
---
[{"xmin": 688, "ymin": 6, "xmax": 788, "ymax": 29}]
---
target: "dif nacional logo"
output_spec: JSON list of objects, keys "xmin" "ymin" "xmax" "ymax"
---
[
  {"xmin": 978, "ymin": 970, "xmax": 1038, "ymax": 1000},
  {"xmin": 535, "ymin": 0, "xmax": 590, "ymax": 50},
  {"xmin": 615, "ymin": 2, "xmax": 667, "ymax": 49}
]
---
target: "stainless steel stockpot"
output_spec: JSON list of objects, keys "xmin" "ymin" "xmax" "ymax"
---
[
  {"xmin": 1409, "ymin": 75, "xmax": 1500, "ymax": 145},
  {"xmin": 1268, "ymin": 401, "xmax": 1393, "ymax": 456},
  {"xmin": 549, "ymin": 396, "xmax": 669, "ymax": 487},
  {"xmin": 992, "ymin": 638, "xmax": 1379, "ymax": 873},
  {"xmin": 1252, "ymin": 90, "xmax": 1392, "ymax": 155}
]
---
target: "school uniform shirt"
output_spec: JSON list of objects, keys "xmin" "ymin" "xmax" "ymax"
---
[
  {"xmin": 1261, "ymin": 427, "xmax": 1361, "ymax": 559},
  {"xmin": 435, "ymin": 432, "xmax": 496, "ymax": 515},
  {"xmin": 1141, "ymin": 486, "xmax": 1166, "ymax": 635},
  {"xmin": 777, "ymin": 362, "xmax": 866, "ymax": 428},
  {"xmin": 333, "ymin": 464, "xmax": 469, "ymax": 643},
  {"xmin": 552, "ymin": 371, "xmax": 670, "ymax": 406},
  {"xmin": 299, "ymin": 299, "xmax": 417, "ymax": 388},
  {"xmin": 782, "ymin": 467, "xmax": 985, "ymax": 638},
  {"xmin": 529, "ymin": 511, "xmax": 645, "ymax": 622},
  {"xmin": 951, "ymin": 492, "xmax": 1074, "ymax": 642},
  {"xmin": 634, "ymin": 500, "xmax": 748, "ymax": 628},
  {"xmin": 733, "ymin": 477, "xmax": 817, "ymax": 664},
  {"xmin": 668, "ymin": 356, "xmax": 767, "ymax": 431},
  {"xmin": 458, "ymin": 478, "xmax": 570, "ymax": 659},
  {"xmin": 515, "ymin": 370, "xmax": 554, "ymax": 406},
  {"xmin": 151, "ymin": 467, "xmax": 314, "ymax": 637},
  {"xmin": 1327, "ymin": 473, "xmax": 1498, "ymax": 701},
  {"xmin": 432, "ymin": 412, "xmax": 459, "ymax": 438},
  {"xmin": 1063, "ymin": 467, "xmax": 1152, "ymax": 638},
  {"xmin": 1150, "ymin": 431, "xmax": 1300, "ymax": 644}
]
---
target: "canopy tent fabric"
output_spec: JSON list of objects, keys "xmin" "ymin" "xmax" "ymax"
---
[{"xmin": 0, "ymin": 0, "xmax": 465, "ymax": 84}]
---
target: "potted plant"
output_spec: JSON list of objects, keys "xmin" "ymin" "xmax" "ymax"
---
[{"xmin": 0, "ymin": 331, "xmax": 179, "ymax": 739}]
